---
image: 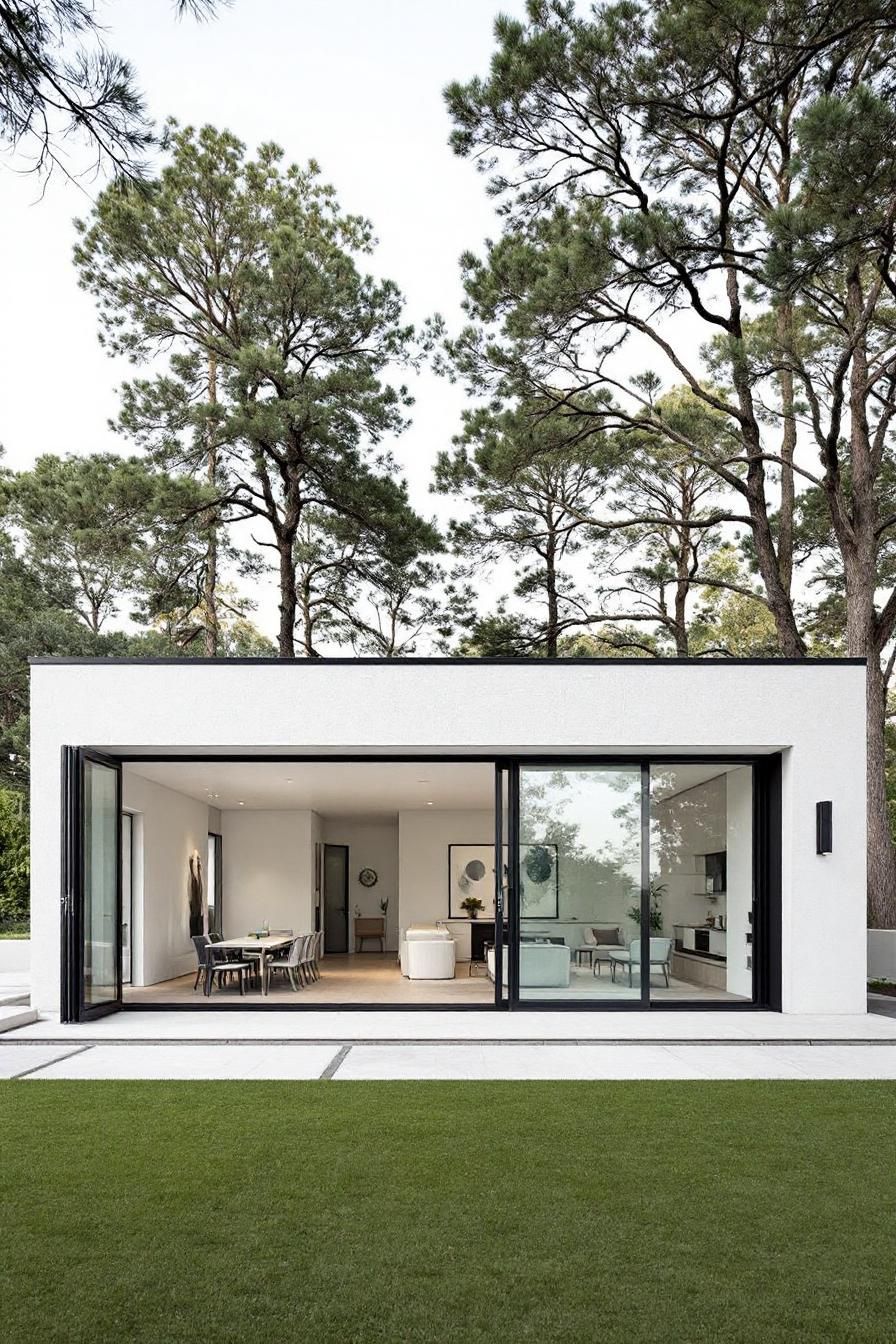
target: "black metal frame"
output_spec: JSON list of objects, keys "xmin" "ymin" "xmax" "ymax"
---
[
  {"xmin": 506, "ymin": 754, "xmax": 780, "ymax": 1012},
  {"xmin": 61, "ymin": 748, "xmax": 781, "ymax": 1017},
  {"xmin": 60, "ymin": 747, "xmax": 122, "ymax": 1023}
]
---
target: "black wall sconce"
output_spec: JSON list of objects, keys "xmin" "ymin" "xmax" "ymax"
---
[{"xmin": 816, "ymin": 801, "xmax": 833, "ymax": 855}]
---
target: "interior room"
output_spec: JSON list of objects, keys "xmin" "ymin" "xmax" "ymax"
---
[
  {"xmin": 119, "ymin": 757, "xmax": 753, "ymax": 1008},
  {"xmin": 121, "ymin": 760, "xmax": 499, "ymax": 1006}
]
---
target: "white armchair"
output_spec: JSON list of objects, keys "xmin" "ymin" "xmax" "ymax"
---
[
  {"xmin": 400, "ymin": 925, "xmax": 456, "ymax": 979},
  {"xmin": 404, "ymin": 937, "xmax": 457, "ymax": 980}
]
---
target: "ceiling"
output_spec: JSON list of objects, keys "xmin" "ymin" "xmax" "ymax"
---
[
  {"xmin": 124, "ymin": 760, "xmax": 495, "ymax": 816},
  {"xmin": 124, "ymin": 759, "xmax": 743, "ymax": 815}
]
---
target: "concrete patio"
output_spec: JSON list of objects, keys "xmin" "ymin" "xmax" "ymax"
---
[
  {"xmin": 2, "ymin": 1004, "xmax": 896, "ymax": 1078},
  {"xmin": 3, "ymin": 1037, "xmax": 896, "ymax": 1080}
]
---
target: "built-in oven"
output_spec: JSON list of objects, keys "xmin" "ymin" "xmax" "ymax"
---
[{"xmin": 694, "ymin": 927, "xmax": 711, "ymax": 955}]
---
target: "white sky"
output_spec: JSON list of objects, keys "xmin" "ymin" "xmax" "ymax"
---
[{"xmin": 0, "ymin": 0, "xmax": 538, "ymax": 632}]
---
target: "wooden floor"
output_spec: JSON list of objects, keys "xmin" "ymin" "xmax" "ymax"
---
[
  {"xmin": 123, "ymin": 954, "xmax": 496, "ymax": 1006},
  {"xmin": 122, "ymin": 954, "xmax": 742, "ymax": 1007}
]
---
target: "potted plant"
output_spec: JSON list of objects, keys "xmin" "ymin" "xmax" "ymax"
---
[
  {"xmin": 628, "ymin": 879, "xmax": 667, "ymax": 932},
  {"xmin": 460, "ymin": 895, "xmax": 485, "ymax": 919}
]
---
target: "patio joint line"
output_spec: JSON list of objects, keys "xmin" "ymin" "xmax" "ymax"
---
[
  {"xmin": 319, "ymin": 1045, "xmax": 352, "ymax": 1079},
  {"xmin": 11, "ymin": 1044, "xmax": 94, "ymax": 1080}
]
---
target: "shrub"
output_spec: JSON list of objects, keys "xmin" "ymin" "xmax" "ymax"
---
[{"xmin": 0, "ymin": 788, "xmax": 29, "ymax": 930}]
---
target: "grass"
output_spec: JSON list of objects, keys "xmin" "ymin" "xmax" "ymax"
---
[
  {"xmin": 868, "ymin": 978, "xmax": 896, "ymax": 997},
  {"xmin": 1, "ymin": 1081, "xmax": 895, "ymax": 1343}
]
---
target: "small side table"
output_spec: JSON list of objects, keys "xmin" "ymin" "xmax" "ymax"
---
[
  {"xmin": 354, "ymin": 916, "xmax": 385, "ymax": 952},
  {"xmin": 574, "ymin": 946, "xmax": 596, "ymax": 969}
]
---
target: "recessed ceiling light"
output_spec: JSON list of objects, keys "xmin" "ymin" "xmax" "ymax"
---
[
  {"xmin": 238, "ymin": 801, "xmax": 245, "ymax": 806},
  {"xmin": 286, "ymin": 778, "xmax": 293, "ymax": 783},
  {"xmin": 418, "ymin": 779, "xmax": 429, "ymax": 784},
  {"xmin": 425, "ymin": 801, "xmax": 433, "ymax": 806}
]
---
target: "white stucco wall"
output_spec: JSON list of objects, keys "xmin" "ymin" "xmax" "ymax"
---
[{"xmin": 29, "ymin": 659, "xmax": 868, "ymax": 1015}]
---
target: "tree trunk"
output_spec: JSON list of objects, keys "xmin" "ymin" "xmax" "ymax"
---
[
  {"xmin": 278, "ymin": 536, "xmax": 297, "ymax": 658},
  {"xmin": 865, "ymin": 656, "xmax": 896, "ymax": 927},
  {"xmin": 776, "ymin": 304, "xmax": 797, "ymax": 596},
  {"xmin": 838, "ymin": 272, "xmax": 896, "ymax": 926},
  {"xmin": 204, "ymin": 354, "xmax": 219, "ymax": 658},
  {"xmin": 298, "ymin": 576, "xmax": 316, "ymax": 657},
  {"xmin": 545, "ymin": 531, "xmax": 559, "ymax": 657}
]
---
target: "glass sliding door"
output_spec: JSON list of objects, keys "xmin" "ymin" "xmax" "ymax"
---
[
  {"xmin": 80, "ymin": 752, "xmax": 122, "ymax": 1019},
  {"xmin": 650, "ymin": 763, "xmax": 754, "ymax": 1003},
  {"xmin": 514, "ymin": 765, "xmax": 644, "ymax": 1002}
]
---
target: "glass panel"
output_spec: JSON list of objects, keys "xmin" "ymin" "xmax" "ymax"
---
[
  {"xmin": 83, "ymin": 759, "xmax": 119, "ymax": 1007},
  {"xmin": 650, "ymin": 764, "xmax": 753, "ymax": 1003},
  {"xmin": 517, "ymin": 765, "xmax": 642, "ymax": 1001}
]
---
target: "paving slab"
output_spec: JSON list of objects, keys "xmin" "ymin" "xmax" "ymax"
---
[
  {"xmin": 19, "ymin": 1043, "xmax": 340, "ymax": 1080},
  {"xmin": 0, "ymin": 1044, "xmax": 86, "ymax": 1078},
  {"xmin": 333, "ymin": 1042, "xmax": 896, "ymax": 1081}
]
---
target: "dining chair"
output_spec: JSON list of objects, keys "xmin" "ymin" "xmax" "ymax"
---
[
  {"xmin": 308, "ymin": 930, "xmax": 322, "ymax": 983},
  {"xmin": 203, "ymin": 944, "xmax": 252, "ymax": 997},
  {"xmin": 191, "ymin": 934, "xmax": 211, "ymax": 991},
  {"xmin": 295, "ymin": 934, "xmax": 317, "ymax": 986},
  {"xmin": 266, "ymin": 937, "xmax": 303, "ymax": 992}
]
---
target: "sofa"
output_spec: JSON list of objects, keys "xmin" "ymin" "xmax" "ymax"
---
[
  {"xmin": 486, "ymin": 941, "xmax": 571, "ymax": 988},
  {"xmin": 400, "ymin": 925, "xmax": 457, "ymax": 980}
]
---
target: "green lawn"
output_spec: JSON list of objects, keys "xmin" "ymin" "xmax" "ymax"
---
[{"xmin": 1, "ymin": 1081, "xmax": 895, "ymax": 1343}]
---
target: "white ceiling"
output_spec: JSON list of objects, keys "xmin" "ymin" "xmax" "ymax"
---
[
  {"xmin": 124, "ymin": 760, "xmax": 495, "ymax": 816},
  {"xmin": 124, "ymin": 759, "xmax": 741, "ymax": 815}
]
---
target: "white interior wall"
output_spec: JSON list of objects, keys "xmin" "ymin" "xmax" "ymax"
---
[
  {"xmin": 220, "ymin": 810, "xmax": 314, "ymax": 938},
  {"xmin": 399, "ymin": 809, "xmax": 493, "ymax": 960},
  {"xmin": 322, "ymin": 819, "xmax": 399, "ymax": 952},
  {"xmin": 122, "ymin": 770, "xmax": 212, "ymax": 986}
]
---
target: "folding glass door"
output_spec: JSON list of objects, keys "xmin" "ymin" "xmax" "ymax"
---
[{"xmin": 61, "ymin": 748, "xmax": 122, "ymax": 1023}]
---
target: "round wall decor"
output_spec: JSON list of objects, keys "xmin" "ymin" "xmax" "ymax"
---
[{"xmin": 358, "ymin": 867, "xmax": 378, "ymax": 888}]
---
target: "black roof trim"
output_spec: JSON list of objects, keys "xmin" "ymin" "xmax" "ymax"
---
[{"xmin": 28, "ymin": 655, "xmax": 867, "ymax": 667}]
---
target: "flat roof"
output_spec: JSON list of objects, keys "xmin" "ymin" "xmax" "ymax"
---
[{"xmin": 29, "ymin": 656, "xmax": 866, "ymax": 667}]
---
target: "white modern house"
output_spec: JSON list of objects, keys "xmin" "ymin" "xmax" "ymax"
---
[{"xmin": 29, "ymin": 658, "xmax": 867, "ymax": 1021}]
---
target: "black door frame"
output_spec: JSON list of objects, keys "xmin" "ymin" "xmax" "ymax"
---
[
  {"xmin": 505, "ymin": 754, "xmax": 780, "ymax": 1012},
  {"xmin": 62, "ymin": 749, "xmax": 780, "ymax": 1015},
  {"xmin": 61, "ymin": 747, "xmax": 123, "ymax": 1023}
]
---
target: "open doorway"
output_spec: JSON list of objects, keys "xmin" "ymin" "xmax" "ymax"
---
[{"xmin": 117, "ymin": 759, "xmax": 499, "ymax": 1008}]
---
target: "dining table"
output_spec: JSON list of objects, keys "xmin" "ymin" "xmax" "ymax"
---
[{"xmin": 207, "ymin": 935, "xmax": 293, "ymax": 996}]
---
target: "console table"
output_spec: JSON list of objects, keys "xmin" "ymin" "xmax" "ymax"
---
[{"xmin": 354, "ymin": 916, "xmax": 385, "ymax": 952}]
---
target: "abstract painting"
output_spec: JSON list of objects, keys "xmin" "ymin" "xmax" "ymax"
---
[{"xmin": 448, "ymin": 843, "xmax": 559, "ymax": 919}]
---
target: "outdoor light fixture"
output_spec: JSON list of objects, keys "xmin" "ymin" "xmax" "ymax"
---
[{"xmin": 816, "ymin": 801, "xmax": 832, "ymax": 854}]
